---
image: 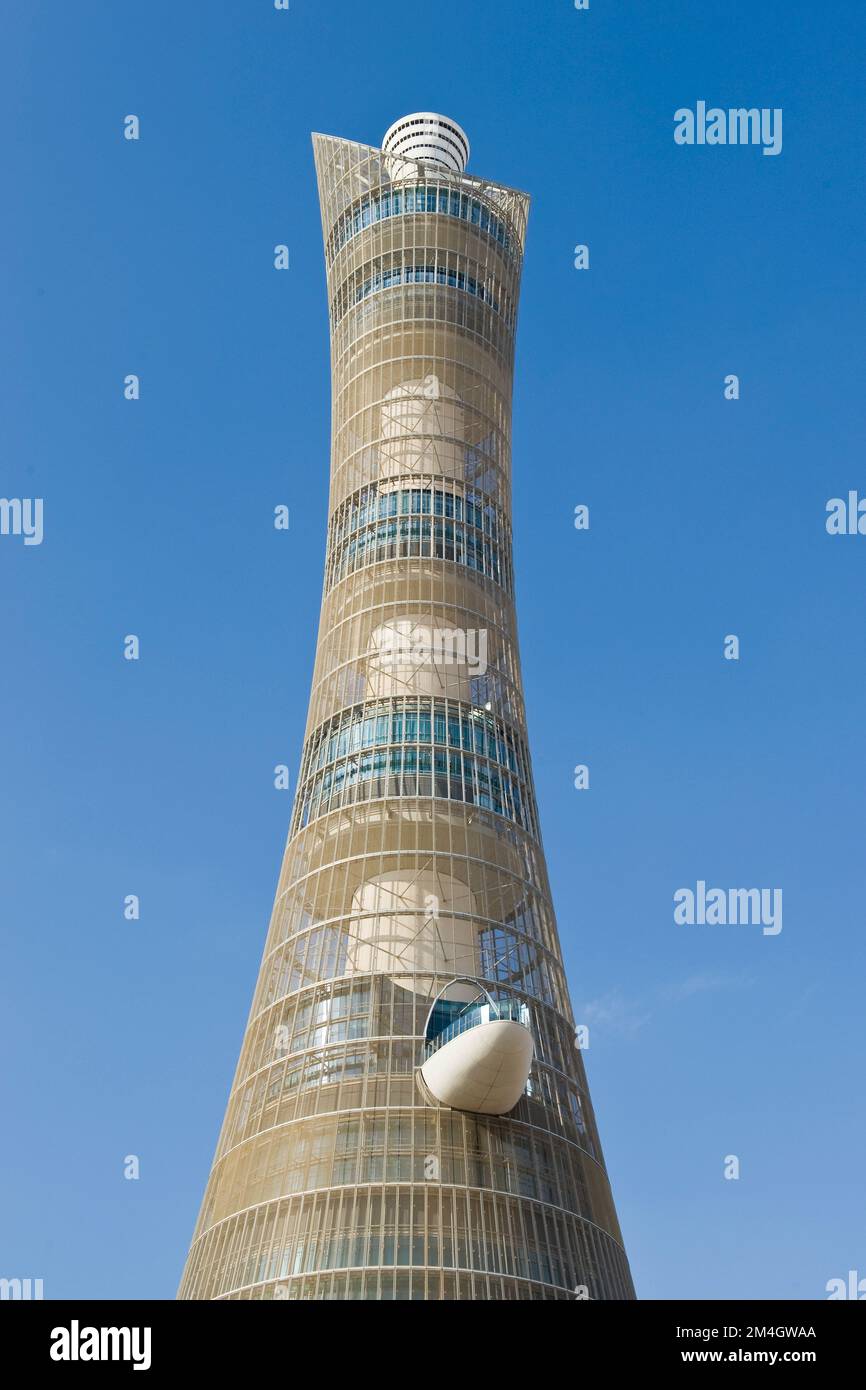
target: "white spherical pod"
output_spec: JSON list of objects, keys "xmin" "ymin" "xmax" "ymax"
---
[{"xmin": 421, "ymin": 1018, "xmax": 534, "ymax": 1116}]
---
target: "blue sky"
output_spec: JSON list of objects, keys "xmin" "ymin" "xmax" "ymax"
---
[{"xmin": 2, "ymin": 0, "xmax": 864, "ymax": 1300}]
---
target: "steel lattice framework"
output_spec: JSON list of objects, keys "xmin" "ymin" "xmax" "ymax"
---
[{"xmin": 178, "ymin": 123, "xmax": 635, "ymax": 1301}]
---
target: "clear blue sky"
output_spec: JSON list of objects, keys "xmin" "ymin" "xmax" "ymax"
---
[{"xmin": 2, "ymin": 1, "xmax": 864, "ymax": 1301}]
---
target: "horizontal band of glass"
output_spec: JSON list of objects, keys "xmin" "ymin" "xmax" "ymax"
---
[
  {"xmin": 327, "ymin": 184, "xmax": 518, "ymax": 265},
  {"xmin": 326, "ymin": 514, "xmax": 510, "ymax": 592},
  {"xmin": 332, "ymin": 482, "xmax": 505, "ymax": 540},
  {"xmin": 292, "ymin": 700, "xmax": 532, "ymax": 834},
  {"xmin": 349, "ymin": 263, "xmax": 506, "ymax": 322},
  {"xmin": 425, "ymin": 997, "xmax": 531, "ymax": 1057},
  {"xmin": 301, "ymin": 698, "xmax": 525, "ymax": 779},
  {"xmin": 295, "ymin": 748, "xmax": 532, "ymax": 835}
]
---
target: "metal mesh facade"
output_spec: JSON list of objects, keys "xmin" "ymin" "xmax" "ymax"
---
[{"xmin": 177, "ymin": 130, "xmax": 635, "ymax": 1302}]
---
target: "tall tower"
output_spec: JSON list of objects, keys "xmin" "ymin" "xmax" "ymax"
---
[{"xmin": 178, "ymin": 115, "xmax": 634, "ymax": 1301}]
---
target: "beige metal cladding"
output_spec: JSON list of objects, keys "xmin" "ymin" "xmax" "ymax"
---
[{"xmin": 177, "ymin": 130, "xmax": 635, "ymax": 1301}]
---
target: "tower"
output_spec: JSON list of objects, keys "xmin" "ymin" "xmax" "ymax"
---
[{"xmin": 178, "ymin": 114, "xmax": 634, "ymax": 1301}]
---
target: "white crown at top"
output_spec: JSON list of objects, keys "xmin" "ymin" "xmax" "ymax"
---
[{"xmin": 382, "ymin": 112, "xmax": 470, "ymax": 177}]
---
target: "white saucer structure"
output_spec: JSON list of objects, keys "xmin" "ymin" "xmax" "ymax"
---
[{"xmin": 420, "ymin": 983, "xmax": 534, "ymax": 1116}]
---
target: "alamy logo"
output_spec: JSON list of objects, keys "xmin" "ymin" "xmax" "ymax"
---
[
  {"xmin": 0, "ymin": 1276, "xmax": 43, "ymax": 1299},
  {"xmin": 674, "ymin": 880, "xmax": 783, "ymax": 936},
  {"xmin": 826, "ymin": 1270, "xmax": 866, "ymax": 1299},
  {"xmin": 50, "ymin": 1321, "xmax": 152, "ymax": 1371},
  {"xmin": 0, "ymin": 497, "xmax": 43, "ymax": 545},
  {"xmin": 374, "ymin": 626, "xmax": 488, "ymax": 676},
  {"xmin": 674, "ymin": 102, "xmax": 783, "ymax": 156},
  {"xmin": 826, "ymin": 492, "xmax": 866, "ymax": 535}
]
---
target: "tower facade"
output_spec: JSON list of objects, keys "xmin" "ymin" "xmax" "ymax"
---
[{"xmin": 178, "ymin": 115, "xmax": 634, "ymax": 1301}]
